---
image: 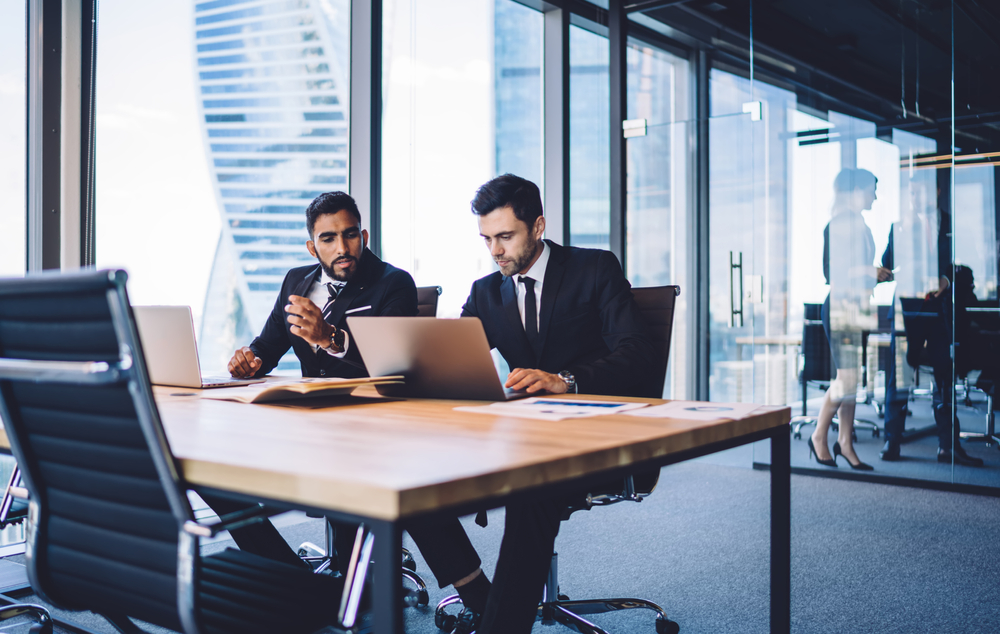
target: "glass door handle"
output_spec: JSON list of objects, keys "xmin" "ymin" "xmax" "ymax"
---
[{"xmin": 730, "ymin": 251, "xmax": 744, "ymax": 328}]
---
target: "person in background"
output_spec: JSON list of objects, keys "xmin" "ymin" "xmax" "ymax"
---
[{"xmin": 811, "ymin": 168, "xmax": 888, "ymax": 471}]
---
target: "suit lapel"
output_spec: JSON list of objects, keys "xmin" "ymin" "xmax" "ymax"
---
[
  {"xmin": 500, "ymin": 275, "xmax": 534, "ymax": 362},
  {"xmin": 536, "ymin": 241, "xmax": 566, "ymax": 360},
  {"xmin": 294, "ymin": 265, "xmax": 321, "ymax": 298}
]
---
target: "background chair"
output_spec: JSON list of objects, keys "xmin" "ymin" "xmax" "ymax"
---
[
  {"xmin": 416, "ymin": 286, "xmax": 443, "ymax": 318},
  {"xmin": 439, "ymin": 285, "xmax": 682, "ymax": 634},
  {"xmin": 0, "ymin": 269, "xmax": 345, "ymax": 634}
]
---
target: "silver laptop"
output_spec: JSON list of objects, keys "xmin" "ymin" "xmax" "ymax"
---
[
  {"xmin": 133, "ymin": 306, "xmax": 265, "ymax": 389},
  {"xmin": 348, "ymin": 317, "xmax": 528, "ymax": 401}
]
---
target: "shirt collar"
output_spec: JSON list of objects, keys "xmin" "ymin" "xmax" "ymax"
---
[
  {"xmin": 518, "ymin": 241, "xmax": 550, "ymax": 287},
  {"xmin": 318, "ymin": 269, "xmax": 347, "ymax": 292}
]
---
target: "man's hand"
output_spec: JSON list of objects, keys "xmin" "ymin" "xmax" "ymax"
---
[
  {"xmin": 229, "ymin": 346, "xmax": 262, "ymax": 378},
  {"xmin": 505, "ymin": 368, "xmax": 568, "ymax": 394},
  {"xmin": 876, "ymin": 266, "xmax": 893, "ymax": 283},
  {"xmin": 285, "ymin": 295, "xmax": 335, "ymax": 347}
]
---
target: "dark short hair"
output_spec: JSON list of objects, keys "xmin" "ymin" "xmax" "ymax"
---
[
  {"xmin": 833, "ymin": 168, "xmax": 877, "ymax": 193},
  {"xmin": 470, "ymin": 174, "xmax": 543, "ymax": 227},
  {"xmin": 305, "ymin": 191, "xmax": 361, "ymax": 237}
]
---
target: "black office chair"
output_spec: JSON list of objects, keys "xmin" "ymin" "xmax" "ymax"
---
[
  {"xmin": 0, "ymin": 269, "xmax": 345, "ymax": 634},
  {"xmin": 790, "ymin": 303, "xmax": 880, "ymax": 440},
  {"xmin": 436, "ymin": 285, "xmax": 682, "ymax": 634},
  {"xmin": 417, "ymin": 286, "xmax": 443, "ymax": 318}
]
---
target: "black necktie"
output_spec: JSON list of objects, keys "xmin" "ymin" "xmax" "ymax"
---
[
  {"xmin": 321, "ymin": 282, "xmax": 341, "ymax": 323},
  {"xmin": 520, "ymin": 276, "xmax": 538, "ymax": 352}
]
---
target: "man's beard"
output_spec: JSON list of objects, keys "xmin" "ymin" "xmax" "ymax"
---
[
  {"xmin": 320, "ymin": 255, "xmax": 357, "ymax": 281},
  {"xmin": 497, "ymin": 241, "xmax": 538, "ymax": 277}
]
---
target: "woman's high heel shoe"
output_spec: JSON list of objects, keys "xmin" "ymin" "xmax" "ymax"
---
[
  {"xmin": 833, "ymin": 441, "xmax": 874, "ymax": 471},
  {"xmin": 808, "ymin": 437, "xmax": 838, "ymax": 467}
]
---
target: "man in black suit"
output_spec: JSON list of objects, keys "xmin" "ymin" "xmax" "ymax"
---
[
  {"xmin": 228, "ymin": 191, "xmax": 417, "ymax": 380},
  {"xmin": 410, "ymin": 174, "xmax": 655, "ymax": 634},
  {"xmin": 215, "ymin": 191, "xmax": 418, "ymax": 569}
]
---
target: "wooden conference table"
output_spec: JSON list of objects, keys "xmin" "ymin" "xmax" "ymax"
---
[{"xmin": 3, "ymin": 387, "xmax": 793, "ymax": 634}]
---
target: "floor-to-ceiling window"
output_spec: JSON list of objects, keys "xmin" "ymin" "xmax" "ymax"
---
[
  {"xmin": 568, "ymin": 25, "xmax": 609, "ymax": 250},
  {"xmin": 0, "ymin": 1, "xmax": 26, "ymax": 278},
  {"xmin": 380, "ymin": 0, "xmax": 543, "ymax": 317},
  {"xmin": 95, "ymin": 0, "xmax": 351, "ymax": 374},
  {"xmin": 0, "ymin": 0, "xmax": 27, "ymax": 552}
]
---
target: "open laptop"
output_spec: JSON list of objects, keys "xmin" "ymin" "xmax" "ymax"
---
[
  {"xmin": 347, "ymin": 316, "xmax": 528, "ymax": 401},
  {"xmin": 133, "ymin": 306, "xmax": 265, "ymax": 389}
]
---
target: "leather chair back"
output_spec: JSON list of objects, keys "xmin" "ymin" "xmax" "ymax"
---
[
  {"xmin": 416, "ymin": 286, "xmax": 442, "ymax": 317},
  {"xmin": 632, "ymin": 285, "xmax": 681, "ymax": 399},
  {"xmin": 0, "ymin": 270, "xmax": 189, "ymax": 631}
]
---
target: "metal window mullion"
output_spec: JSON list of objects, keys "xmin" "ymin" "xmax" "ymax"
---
[
  {"xmin": 693, "ymin": 48, "xmax": 710, "ymax": 401},
  {"xmin": 543, "ymin": 7, "xmax": 570, "ymax": 245},
  {"xmin": 349, "ymin": 0, "xmax": 381, "ymax": 256},
  {"xmin": 27, "ymin": 0, "xmax": 62, "ymax": 272},
  {"xmin": 609, "ymin": 0, "xmax": 627, "ymax": 267}
]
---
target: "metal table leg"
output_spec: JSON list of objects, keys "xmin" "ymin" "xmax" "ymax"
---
[
  {"xmin": 770, "ymin": 427, "xmax": 791, "ymax": 634},
  {"xmin": 370, "ymin": 519, "xmax": 404, "ymax": 634}
]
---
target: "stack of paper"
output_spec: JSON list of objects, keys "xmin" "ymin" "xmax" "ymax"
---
[
  {"xmin": 623, "ymin": 401, "xmax": 762, "ymax": 421},
  {"xmin": 201, "ymin": 376, "xmax": 403, "ymax": 404},
  {"xmin": 454, "ymin": 397, "xmax": 647, "ymax": 421}
]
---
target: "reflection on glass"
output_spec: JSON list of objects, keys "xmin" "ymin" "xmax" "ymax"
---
[
  {"xmin": 625, "ymin": 41, "xmax": 690, "ymax": 397},
  {"xmin": 814, "ymin": 168, "xmax": 882, "ymax": 471},
  {"xmin": 381, "ymin": 0, "xmax": 542, "ymax": 317},
  {"xmin": 569, "ymin": 25, "xmax": 609, "ymax": 250},
  {"xmin": 96, "ymin": 0, "xmax": 349, "ymax": 374},
  {"xmin": 0, "ymin": 2, "xmax": 26, "ymax": 277},
  {"xmin": 948, "ymin": 1, "xmax": 1000, "ymax": 482}
]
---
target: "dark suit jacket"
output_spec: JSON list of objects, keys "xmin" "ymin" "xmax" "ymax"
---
[
  {"xmin": 249, "ymin": 248, "xmax": 417, "ymax": 378},
  {"xmin": 461, "ymin": 240, "xmax": 656, "ymax": 398}
]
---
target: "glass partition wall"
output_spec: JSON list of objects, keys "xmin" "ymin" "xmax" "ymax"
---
[{"xmin": 699, "ymin": 0, "xmax": 1000, "ymax": 487}]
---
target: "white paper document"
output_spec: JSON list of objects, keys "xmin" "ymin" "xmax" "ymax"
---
[
  {"xmin": 454, "ymin": 397, "xmax": 647, "ymax": 421},
  {"xmin": 624, "ymin": 400, "xmax": 762, "ymax": 421}
]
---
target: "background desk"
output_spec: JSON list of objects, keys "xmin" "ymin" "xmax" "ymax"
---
[{"xmin": 0, "ymin": 388, "xmax": 791, "ymax": 634}]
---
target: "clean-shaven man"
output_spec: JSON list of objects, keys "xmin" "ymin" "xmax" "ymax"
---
[{"xmin": 408, "ymin": 173, "xmax": 656, "ymax": 634}]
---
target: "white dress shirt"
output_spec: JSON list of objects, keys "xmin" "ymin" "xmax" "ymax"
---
[
  {"xmin": 514, "ymin": 242, "xmax": 550, "ymax": 329},
  {"xmin": 307, "ymin": 272, "xmax": 349, "ymax": 357}
]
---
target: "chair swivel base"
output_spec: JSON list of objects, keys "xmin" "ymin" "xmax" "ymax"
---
[
  {"xmin": 0, "ymin": 604, "xmax": 52, "ymax": 634},
  {"xmin": 539, "ymin": 596, "xmax": 679, "ymax": 634}
]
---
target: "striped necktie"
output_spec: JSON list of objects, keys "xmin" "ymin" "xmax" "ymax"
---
[{"xmin": 321, "ymin": 282, "xmax": 342, "ymax": 323}]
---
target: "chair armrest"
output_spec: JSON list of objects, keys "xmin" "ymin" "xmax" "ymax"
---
[{"xmin": 183, "ymin": 504, "xmax": 275, "ymax": 538}]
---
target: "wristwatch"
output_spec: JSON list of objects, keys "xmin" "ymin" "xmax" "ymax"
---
[
  {"xmin": 558, "ymin": 370, "xmax": 577, "ymax": 393},
  {"xmin": 323, "ymin": 328, "xmax": 347, "ymax": 353}
]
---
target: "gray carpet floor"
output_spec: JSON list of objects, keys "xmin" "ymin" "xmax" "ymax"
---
[{"xmin": 6, "ymin": 461, "xmax": 999, "ymax": 633}]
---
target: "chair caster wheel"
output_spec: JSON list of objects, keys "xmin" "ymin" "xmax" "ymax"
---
[
  {"xmin": 435, "ymin": 612, "xmax": 456, "ymax": 632},
  {"xmin": 435, "ymin": 595, "xmax": 463, "ymax": 631},
  {"xmin": 873, "ymin": 429, "xmax": 880, "ymax": 438},
  {"xmin": 793, "ymin": 431, "xmax": 801, "ymax": 440},
  {"xmin": 417, "ymin": 588, "xmax": 430, "ymax": 607},
  {"xmin": 655, "ymin": 617, "xmax": 680, "ymax": 634},
  {"xmin": 851, "ymin": 431, "xmax": 857, "ymax": 443},
  {"xmin": 402, "ymin": 550, "xmax": 417, "ymax": 571},
  {"xmin": 558, "ymin": 593, "xmax": 569, "ymax": 601}
]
